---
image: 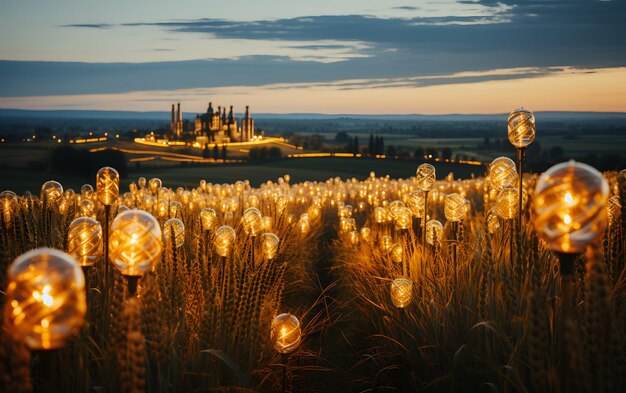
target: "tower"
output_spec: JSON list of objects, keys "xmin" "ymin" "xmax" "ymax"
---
[
  {"xmin": 176, "ymin": 102, "xmax": 182, "ymax": 138},
  {"xmin": 170, "ymin": 104, "xmax": 176, "ymax": 136},
  {"xmin": 241, "ymin": 105, "xmax": 255, "ymax": 141}
]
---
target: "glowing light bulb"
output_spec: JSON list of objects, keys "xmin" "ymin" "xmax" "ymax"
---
[
  {"xmin": 390, "ymin": 278, "xmax": 412, "ymax": 308},
  {"xmin": 5, "ymin": 248, "xmax": 86, "ymax": 350},
  {"xmin": 214, "ymin": 226, "xmax": 236, "ymax": 257},
  {"xmin": 271, "ymin": 313, "xmax": 302, "ymax": 354},
  {"xmin": 96, "ymin": 166, "xmax": 120, "ymax": 206},
  {"xmin": 109, "ymin": 210, "xmax": 162, "ymax": 276},
  {"xmin": 533, "ymin": 160, "xmax": 608, "ymax": 254},
  {"xmin": 67, "ymin": 217, "xmax": 103, "ymax": 267}
]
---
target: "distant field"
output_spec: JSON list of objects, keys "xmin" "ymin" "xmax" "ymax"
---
[{"xmin": 0, "ymin": 157, "xmax": 485, "ymax": 193}]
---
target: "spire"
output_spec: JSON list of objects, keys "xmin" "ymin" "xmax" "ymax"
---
[
  {"xmin": 170, "ymin": 104, "xmax": 175, "ymax": 130},
  {"xmin": 177, "ymin": 102, "xmax": 181, "ymax": 122},
  {"xmin": 208, "ymin": 102, "xmax": 213, "ymax": 114},
  {"xmin": 228, "ymin": 105, "xmax": 234, "ymax": 121},
  {"xmin": 245, "ymin": 105, "xmax": 249, "ymax": 119}
]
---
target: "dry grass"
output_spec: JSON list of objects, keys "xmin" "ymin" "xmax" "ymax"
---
[{"xmin": 0, "ymin": 170, "xmax": 624, "ymax": 392}]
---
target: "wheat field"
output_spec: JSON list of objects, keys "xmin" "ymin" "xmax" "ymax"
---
[{"xmin": 0, "ymin": 166, "xmax": 624, "ymax": 393}]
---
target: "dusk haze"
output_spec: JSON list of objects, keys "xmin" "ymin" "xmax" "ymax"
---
[{"xmin": 0, "ymin": 2, "xmax": 625, "ymax": 393}]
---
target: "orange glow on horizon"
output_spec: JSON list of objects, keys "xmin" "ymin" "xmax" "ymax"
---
[{"xmin": 0, "ymin": 67, "xmax": 625, "ymax": 114}]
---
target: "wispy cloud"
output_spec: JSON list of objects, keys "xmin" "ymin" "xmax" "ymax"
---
[{"xmin": 61, "ymin": 23, "xmax": 112, "ymax": 29}]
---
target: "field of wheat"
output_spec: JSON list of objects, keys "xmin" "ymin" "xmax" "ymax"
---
[{"xmin": 0, "ymin": 158, "xmax": 624, "ymax": 392}]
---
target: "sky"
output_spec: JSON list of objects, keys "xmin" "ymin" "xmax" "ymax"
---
[{"xmin": 0, "ymin": 0, "xmax": 625, "ymax": 114}]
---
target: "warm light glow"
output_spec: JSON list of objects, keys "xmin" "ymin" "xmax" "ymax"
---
[
  {"xmin": 415, "ymin": 164, "xmax": 436, "ymax": 192},
  {"xmin": 242, "ymin": 207, "xmax": 263, "ymax": 237},
  {"xmin": 271, "ymin": 313, "xmax": 302, "ymax": 354},
  {"xmin": 489, "ymin": 157, "xmax": 518, "ymax": 191},
  {"xmin": 426, "ymin": 220, "xmax": 443, "ymax": 245},
  {"xmin": 261, "ymin": 233, "xmax": 280, "ymax": 260},
  {"xmin": 200, "ymin": 208, "xmax": 218, "ymax": 231},
  {"xmin": 164, "ymin": 218, "xmax": 185, "ymax": 248},
  {"xmin": 5, "ymin": 248, "xmax": 86, "ymax": 350},
  {"xmin": 507, "ymin": 108, "xmax": 536, "ymax": 148},
  {"xmin": 533, "ymin": 160, "xmax": 609, "ymax": 254},
  {"xmin": 214, "ymin": 225, "xmax": 236, "ymax": 257},
  {"xmin": 109, "ymin": 210, "xmax": 163, "ymax": 276},
  {"xmin": 390, "ymin": 278, "xmax": 412, "ymax": 308},
  {"xmin": 444, "ymin": 193, "xmax": 466, "ymax": 222},
  {"xmin": 67, "ymin": 217, "xmax": 103, "ymax": 267},
  {"xmin": 96, "ymin": 166, "xmax": 120, "ymax": 206}
]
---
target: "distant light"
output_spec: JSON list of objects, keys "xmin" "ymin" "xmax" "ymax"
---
[
  {"xmin": 104, "ymin": 132, "xmax": 108, "ymax": 137},
  {"xmin": 116, "ymin": 134, "xmax": 120, "ymax": 138},
  {"xmin": 57, "ymin": 139, "xmax": 62, "ymax": 143}
]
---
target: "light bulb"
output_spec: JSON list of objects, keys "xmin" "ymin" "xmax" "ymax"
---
[
  {"xmin": 109, "ymin": 210, "xmax": 162, "ymax": 276},
  {"xmin": 390, "ymin": 278, "xmax": 412, "ymax": 308},
  {"xmin": 533, "ymin": 160, "xmax": 608, "ymax": 253},
  {"xmin": 67, "ymin": 217, "xmax": 103, "ymax": 267},
  {"xmin": 271, "ymin": 313, "xmax": 302, "ymax": 354},
  {"xmin": 5, "ymin": 248, "xmax": 86, "ymax": 350},
  {"xmin": 96, "ymin": 166, "xmax": 119, "ymax": 206}
]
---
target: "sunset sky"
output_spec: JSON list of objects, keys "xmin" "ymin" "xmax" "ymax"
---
[{"xmin": 1, "ymin": 0, "xmax": 625, "ymax": 114}]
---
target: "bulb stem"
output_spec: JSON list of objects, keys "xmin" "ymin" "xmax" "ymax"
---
[
  {"xmin": 33, "ymin": 349, "xmax": 58, "ymax": 393},
  {"xmin": 517, "ymin": 147, "xmax": 526, "ymax": 232},
  {"xmin": 126, "ymin": 275, "xmax": 139, "ymax": 297},
  {"xmin": 102, "ymin": 205, "xmax": 111, "ymax": 337},
  {"xmin": 452, "ymin": 221, "xmax": 458, "ymax": 304},
  {"xmin": 554, "ymin": 251, "xmax": 578, "ymax": 391}
]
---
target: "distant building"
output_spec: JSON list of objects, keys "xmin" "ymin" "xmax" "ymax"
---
[
  {"xmin": 170, "ymin": 103, "xmax": 183, "ymax": 139},
  {"xmin": 169, "ymin": 102, "xmax": 255, "ymax": 144}
]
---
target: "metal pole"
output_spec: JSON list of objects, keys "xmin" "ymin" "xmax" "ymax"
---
[{"xmin": 517, "ymin": 147, "xmax": 526, "ymax": 230}]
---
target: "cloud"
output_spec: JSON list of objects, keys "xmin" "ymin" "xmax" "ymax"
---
[
  {"xmin": 8, "ymin": 0, "xmax": 625, "ymax": 98},
  {"xmin": 393, "ymin": 6, "xmax": 419, "ymax": 11},
  {"xmin": 61, "ymin": 23, "xmax": 112, "ymax": 29}
]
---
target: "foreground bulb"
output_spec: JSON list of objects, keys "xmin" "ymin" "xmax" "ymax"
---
[
  {"xmin": 242, "ymin": 207, "xmax": 263, "ymax": 237},
  {"xmin": 164, "ymin": 218, "xmax": 185, "ymax": 248},
  {"xmin": 416, "ymin": 164, "xmax": 436, "ymax": 192},
  {"xmin": 96, "ymin": 166, "xmax": 119, "ymax": 206},
  {"xmin": 148, "ymin": 178, "xmax": 162, "ymax": 195},
  {"xmin": 374, "ymin": 206, "xmax": 389, "ymax": 224},
  {"xmin": 395, "ymin": 206, "xmax": 412, "ymax": 230},
  {"xmin": 5, "ymin": 248, "xmax": 86, "ymax": 350},
  {"xmin": 496, "ymin": 187, "xmax": 519, "ymax": 220},
  {"xmin": 67, "ymin": 217, "xmax": 103, "ymax": 267},
  {"xmin": 406, "ymin": 190, "xmax": 425, "ymax": 218},
  {"xmin": 426, "ymin": 220, "xmax": 443, "ymax": 245},
  {"xmin": 41, "ymin": 180, "xmax": 63, "ymax": 203},
  {"xmin": 109, "ymin": 210, "xmax": 162, "ymax": 276},
  {"xmin": 444, "ymin": 193, "xmax": 466, "ymax": 222},
  {"xmin": 489, "ymin": 157, "xmax": 518, "ymax": 191},
  {"xmin": 200, "ymin": 208, "xmax": 218, "ymax": 231},
  {"xmin": 0, "ymin": 190, "xmax": 17, "ymax": 226},
  {"xmin": 390, "ymin": 278, "xmax": 412, "ymax": 308},
  {"xmin": 532, "ymin": 161, "xmax": 608, "ymax": 253},
  {"xmin": 271, "ymin": 313, "xmax": 302, "ymax": 354},
  {"xmin": 261, "ymin": 233, "xmax": 280, "ymax": 260},
  {"xmin": 507, "ymin": 108, "xmax": 536, "ymax": 148},
  {"xmin": 214, "ymin": 225, "xmax": 236, "ymax": 257}
]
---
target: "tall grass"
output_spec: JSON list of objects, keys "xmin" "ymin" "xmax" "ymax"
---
[{"xmin": 0, "ymin": 170, "xmax": 624, "ymax": 392}]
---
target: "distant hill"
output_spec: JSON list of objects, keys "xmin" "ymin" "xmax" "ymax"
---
[{"xmin": 1, "ymin": 108, "xmax": 626, "ymax": 122}]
